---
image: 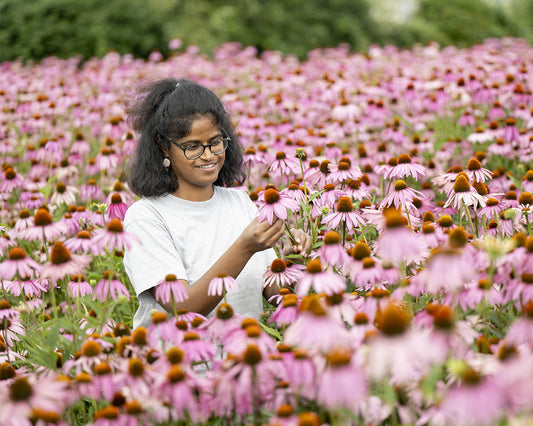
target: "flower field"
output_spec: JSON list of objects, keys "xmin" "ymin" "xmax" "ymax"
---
[{"xmin": 1, "ymin": 38, "xmax": 533, "ymax": 425}]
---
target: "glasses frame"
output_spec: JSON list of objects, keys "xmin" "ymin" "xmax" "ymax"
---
[{"xmin": 164, "ymin": 130, "xmax": 231, "ymax": 160}]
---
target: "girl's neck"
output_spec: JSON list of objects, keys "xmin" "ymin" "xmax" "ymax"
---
[{"xmin": 172, "ymin": 185, "xmax": 214, "ymax": 202}]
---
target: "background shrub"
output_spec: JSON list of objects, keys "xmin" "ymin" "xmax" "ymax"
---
[
  {"xmin": 0, "ymin": 0, "xmax": 167, "ymax": 62},
  {"xmin": 0, "ymin": 0, "xmax": 531, "ymax": 62}
]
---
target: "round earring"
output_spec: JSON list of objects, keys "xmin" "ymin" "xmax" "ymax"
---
[{"xmin": 162, "ymin": 157, "xmax": 171, "ymax": 168}]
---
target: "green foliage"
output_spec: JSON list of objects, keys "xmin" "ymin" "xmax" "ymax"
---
[
  {"xmin": 386, "ymin": 0, "xmax": 526, "ymax": 47},
  {"xmin": 0, "ymin": 0, "xmax": 167, "ymax": 62},
  {"xmin": 1, "ymin": 0, "xmax": 531, "ymax": 62},
  {"xmin": 158, "ymin": 0, "xmax": 380, "ymax": 58}
]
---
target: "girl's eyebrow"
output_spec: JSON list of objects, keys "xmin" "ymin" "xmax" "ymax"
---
[{"xmin": 178, "ymin": 133, "xmax": 223, "ymax": 145}]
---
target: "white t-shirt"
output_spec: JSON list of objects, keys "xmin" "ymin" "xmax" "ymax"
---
[{"xmin": 123, "ymin": 186, "xmax": 276, "ymax": 329}]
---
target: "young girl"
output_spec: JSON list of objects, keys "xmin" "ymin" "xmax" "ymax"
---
[{"xmin": 123, "ymin": 78, "xmax": 309, "ymax": 328}]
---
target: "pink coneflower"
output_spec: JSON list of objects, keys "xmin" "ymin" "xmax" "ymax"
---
[
  {"xmin": 0, "ymin": 167, "xmax": 24, "ymax": 193},
  {"xmin": 305, "ymin": 159, "xmax": 331, "ymax": 189},
  {"xmin": 317, "ymin": 348, "xmax": 367, "ymax": 411},
  {"xmin": 444, "ymin": 173, "xmax": 486, "ymax": 209},
  {"xmin": 8, "ymin": 209, "xmax": 33, "ymax": 238},
  {"xmin": 263, "ymin": 258, "xmax": 302, "ymax": 289},
  {"xmin": 268, "ymin": 151, "xmax": 301, "ymax": 180},
  {"xmin": 106, "ymin": 193, "xmax": 128, "ymax": 221},
  {"xmin": 79, "ymin": 178, "xmax": 106, "ymax": 202},
  {"xmin": 257, "ymin": 188, "xmax": 300, "ymax": 225},
  {"xmin": 64, "ymin": 230, "xmax": 99, "ymax": 254},
  {"xmin": 269, "ymin": 293, "xmax": 300, "ymax": 326},
  {"xmin": 199, "ymin": 303, "xmax": 244, "ymax": 343},
  {"xmin": 50, "ymin": 182, "xmax": 78, "ymax": 206},
  {"xmin": 317, "ymin": 231, "xmax": 349, "ymax": 266},
  {"xmin": 154, "ymin": 364, "xmax": 201, "ymax": 423},
  {"xmin": 180, "ymin": 331, "xmax": 216, "ymax": 363},
  {"xmin": 416, "ymin": 235, "xmax": 475, "ymax": 294},
  {"xmin": 503, "ymin": 117, "xmax": 520, "ymax": 143},
  {"xmin": 3, "ymin": 277, "xmax": 48, "ymax": 298},
  {"xmin": 92, "ymin": 218, "xmax": 140, "ymax": 253},
  {"xmin": 380, "ymin": 180, "xmax": 423, "ymax": 210},
  {"xmin": 296, "ymin": 259, "xmax": 346, "ymax": 297},
  {"xmin": 94, "ymin": 270, "xmax": 130, "ymax": 301},
  {"xmin": 284, "ymin": 296, "xmax": 350, "ymax": 353},
  {"xmin": 321, "ymin": 196, "xmax": 365, "ymax": 232},
  {"xmin": 478, "ymin": 197, "xmax": 503, "ymax": 221},
  {"xmin": 366, "ymin": 302, "xmax": 446, "ymax": 383},
  {"xmin": 327, "ymin": 159, "xmax": 362, "ymax": 185},
  {"xmin": 353, "ymin": 257, "xmax": 387, "ymax": 290},
  {"xmin": 464, "ymin": 157, "xmax": 492, "ymax": 183},
  {"xmin": 0, "ymin": 247, "xmax": 41, "ymax": 279},
  {"xmin": 281, "ymin": 182, "xmax": 307, "ymax": 205},
  {"xmin": 312, "ymin": 184, "xmax": 346, "ymax": 215},
  {"xmin": 387, "ymin": 153, "xmax": 426, "ymax": 180},
  {"xmin": 438, "ymin": 366, "xmax": 506, "ymax": 426},
  {"xmin": 345, "ymin": 178, "xmax": 370, "ymax": 201},
  {"xmin": 154, "ymin": 274, "xmax": 189, "ymax": 306},
  {"xmin": 20, "ymin": 208, "xmax": 67, "ymax": 243},
  {"xmin": 223, "ymin": 318, "xmax": 277, "ymax": 355},
  {"xmin": 207, "ymin": 273, "xmax": 239, "ymax": 296},
  {"xmin": 376, "ymin": 210, "xmax": 426, "ymax": 266},
  {"xmin": 41, "ymin": 241, "xmax": 91, "ymax": 282},
  {"xmin": 0, "ymin": 374, "xmax": 71, "ymax": 426},
  {"xmin": 68, "ymin": 274, "xmax": 93, "ymax": 297}
]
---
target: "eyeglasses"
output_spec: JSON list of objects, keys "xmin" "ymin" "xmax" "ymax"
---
[{"xmin": 164, "ymin": 131, "xmax": 230, "ymax": 160}]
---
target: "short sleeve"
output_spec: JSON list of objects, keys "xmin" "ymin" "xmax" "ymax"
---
[{"xmin": 123, "ymin": 202, "xmax": 188, "ymax": 296}]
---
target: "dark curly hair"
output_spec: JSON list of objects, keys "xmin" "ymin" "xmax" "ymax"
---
[{"xmin": 126, "ymin": 78, "xmax": 245, "ymax": 197}]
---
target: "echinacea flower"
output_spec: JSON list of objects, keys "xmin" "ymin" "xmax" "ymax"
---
[
  {"xmin": 464, "ymin": 157, "xmax": 492, "ymax": 183},
  {"xmin": 321, "ymin": 196, "xmax": 365, "ymax": 232},
  {"xmin": 64, "ymin": 230, "xmax": 98, "ymax": 254},
  {"xmin": 207, "ymin": 273, "xmax": 239, "ymax": 296},
  {"xmin": 386, "ymin": 154, "xmax": 425, "ymax": 180},
  {"xmin": 327, "ymin": 159, "xmax": 362, "ymax": 184},
  {"xmin": 376, "ymin": 210, "xmax": 426, "ymax": 266},
  {"xmin": 50, "ymin": 182, "xmax": 78, "ymax": 206},
  {"xmin": 296, "ymin": 258, "xmax": 346, "ymax": 297},
  {"xmin": 317, "ymin": 348, "xmax": 367, "ymax": 411},
  {"xmin": 94, "ymin": 270, "xmax": 130, "ymax": 301},
  {"xmin": 155, "ymin": 274, "xmax": 189, "ymax": 306},
  {"xmin": 284, "ymin": 296, "xmax": 350, "ymax": 353},
  {"xmin": 257, "ymin": 188, "xmax": 300, "ymax": 225},
  {"xmin": 41, "ymin": 241, "xmax": 91, "ymax": 282},
  {"xmin": 92, "ymin": 218, "xmax": 140, "ymax": 253},
  {"xmin": 317, "ymin": 231, "xmax": 349, "ymax": 266},
  {"xmin": 20, "ymin": 208, "xmax": 67, "ymax": 243},
  {"xmin": 380, "ymin": 180, "xmax": 423, "ymax": 210},
  {"xmin": 107, "ymin": 193, "xmax": 128, "ymax": 221},
  {"xmin": 263, "ymin": 258, "xmax": 302, "ymax": 289},
  {"xmin": 0, "ymin": 374, "xmax": 71, "ymax": 426},
  {"xmin": 444, "ymin": 173, "xmax": 486, "ymax": 209},
  {"xmin": 0, "ymin": 247, "xmax": 41, "ymax": 280},
  {"xmin": 68, "ymin": 274, "xmax": 93, "ymax": 297},
  {"xmin": 366, "ymin": 302, "xmax": 446, "ymax": 383}
]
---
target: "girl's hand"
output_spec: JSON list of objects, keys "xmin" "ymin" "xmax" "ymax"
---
[
  {"xmin": 240, "ymin": 217, "xmax": 285, "ymax": 254},
  {"xmin": 283, "ymin": 228, "xmax": 313, "ymax": 256}
]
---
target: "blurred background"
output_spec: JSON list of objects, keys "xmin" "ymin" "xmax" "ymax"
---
[{"xmin": 0, "ymin": 0, "xmax": 532, "ymax": 62}]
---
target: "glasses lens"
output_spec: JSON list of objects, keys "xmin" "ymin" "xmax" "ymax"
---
[
  {"xmin": 184, "ymin": 144, "xmax": 204, "ymax": 159},
  {"xmin": 210, "ymin": 137, "xmax": 228, "ymax": 155}
]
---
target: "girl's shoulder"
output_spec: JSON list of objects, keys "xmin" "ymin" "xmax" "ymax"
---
[
  {"xmin": 124, "ymin": 196, "xmax": 169, "ymax": 223},
  {"xmin": 216, "ymin": 186, "xmax": 255, "ymax": 207}
]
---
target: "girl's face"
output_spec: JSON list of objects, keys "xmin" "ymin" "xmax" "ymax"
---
[{"xmin": 166, "ymin": 115, "xmax": 226, "ymax": 201}]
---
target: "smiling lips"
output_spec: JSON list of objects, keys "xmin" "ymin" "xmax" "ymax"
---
[{"xmin": 196, "ymin": 163, "xmax": 217, "ymax": 170}]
